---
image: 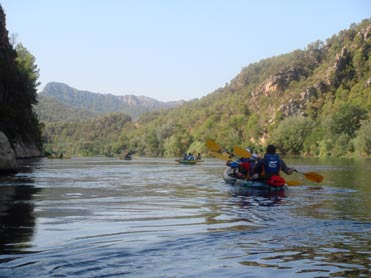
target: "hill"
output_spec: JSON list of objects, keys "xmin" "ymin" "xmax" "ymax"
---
[
  {"xmin": 38, "ymin": 82, "xmax": 184, "ymax": 120},
  {"xmin": 114, "ymin": 18, "xmax": 371, "ymax": 158},
  {"xmin": 43, "ymin": 112, "xmax": 132, "ymax": 157},
  {"xmin": 42, "ymin": 18, "xmax": 371, "ymax": 158},
  {"xmin": 34, "ymin": 94, "xmax": 97, "ymax": 123}
]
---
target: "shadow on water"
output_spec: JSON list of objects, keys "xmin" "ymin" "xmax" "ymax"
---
[{"xmin": 0, "ymin": 160, "xmax": 41, "ymax": 255}]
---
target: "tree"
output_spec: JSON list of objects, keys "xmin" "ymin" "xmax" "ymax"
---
[
  {"xmin": 354, "ymin": 120, "xmax": 371, "ymax": 156},
  {"xmin": 328, "ymin": 103, "xmax": 367, "ymax": 137},
  {"xmin": 15, "ymin": 43, "xmax": 40, "ymax": 105},
  {"xmin": 271, "ymin": 116, "xmax": 314, "ymax": 155}
]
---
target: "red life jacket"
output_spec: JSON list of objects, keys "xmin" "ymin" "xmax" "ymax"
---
[
  {"xmin": 240, "ymin": 161, "xmax": 251, "ymax": 171},
  {"xmin": 266, "ymin": 175, "xmax": 286, "ymax": 187}
]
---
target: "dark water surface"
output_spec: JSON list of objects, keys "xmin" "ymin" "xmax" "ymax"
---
[{"xmin": 0, "ymin": 157, "xmax": 370, "ymax": 277}]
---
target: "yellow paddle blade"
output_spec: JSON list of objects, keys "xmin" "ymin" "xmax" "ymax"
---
[
  {"xmin": 286, "ymin": 180, "xmax": 303, "ymax": 186},
  {"xmin": 304, "ymin": 172, "xmax": 324, "ymax": 183},
  {"xmin": 295, "ymin": 170, "xmax": 324, "ymax": 183},
  {"xmin": 212, "ymin": 152, "xmax": 231, "ymax": 161},
  {"xmin": 233, "ymin": 146, "xmax": 251, "ymax": 158},
  {"xmin": 205, "ymin": 139, "xmax": 222, "ymax": 152}
]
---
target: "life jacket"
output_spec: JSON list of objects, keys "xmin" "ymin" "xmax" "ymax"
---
[
  {"xmin": 264, "ymin": 154, "xmax": 281, "ymax": 176},
  {"xmin": 238, "ymin": 158, "xmax": 250, "ymax": 175},
  {"xmin": 266, "ymin": 175, "xmax": 286, "ymax": 187}
]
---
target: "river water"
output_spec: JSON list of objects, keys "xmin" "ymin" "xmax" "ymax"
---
[{"xmin": 0, "ymin": 157, "xmax": 370, "ymax": 277}]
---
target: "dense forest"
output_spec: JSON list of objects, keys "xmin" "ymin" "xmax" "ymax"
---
[
  {"xmin": 0, "ymin": 5, "xmax": 42, "ymax": 154},
  {"xmin": 38, "ymin": 18, "xmax": 371, "ymax": 158},
  {"xmin": 44, "ymin": 112, "xmax": 132, "ymax": 156}
]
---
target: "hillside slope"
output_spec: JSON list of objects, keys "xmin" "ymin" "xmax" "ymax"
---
[
  {"xmin": 34, "ymin": 94, "xmax": 97, "ymax": 123},
  {"xmin": 115, "ymin": 18, "xmax": 371, "ymax": 157}
]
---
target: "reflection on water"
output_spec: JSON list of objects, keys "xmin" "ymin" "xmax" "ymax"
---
[
  {"xmin": 0, "ymin": 157, "xmax": 370, "ymax": 277},
  {"xmin": 0, "ymin": 167, "xmax": 40, "ymax": 254}
]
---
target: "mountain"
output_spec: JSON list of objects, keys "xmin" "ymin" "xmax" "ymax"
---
[
  {"xmin": 38, "ymin": 82, "xmax": 184, "ymax": 120},
  {"xmin": 34, "ymin": 94, "xmax": 97, "ymax": 123}
]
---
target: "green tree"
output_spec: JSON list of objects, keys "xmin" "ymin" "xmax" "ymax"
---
[
  {"xmin": 15, "ymin": 43, "xmax": 40, "ymax": 104},
  {"xmin": 354, "ymin": 119, "xmax": 371, "ymax": 156},
  {"xmin": 328, "ymin": 103, "xmax": 368, "ymax": 137},
  {"xmin": 271, "ymin": 116, "xmax": 314, "ymax": 154}
]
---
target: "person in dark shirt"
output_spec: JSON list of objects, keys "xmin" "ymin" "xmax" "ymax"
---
[{"xmin": 251, "ymin": 145, "xmax": 295, "ymax": 182}]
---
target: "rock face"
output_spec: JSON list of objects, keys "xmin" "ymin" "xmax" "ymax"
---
[
  {"xmin": 14, "ymin": 140, "xmax": 42, "ymax": 159},
  {"xmin": 0, "ymin": 131, "xmax": 16, "ymax": 173}
]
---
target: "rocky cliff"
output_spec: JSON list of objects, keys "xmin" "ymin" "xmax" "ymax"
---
[{"xmin": 0, "ymin": 131, "xmax": 16, "ymax": 173}]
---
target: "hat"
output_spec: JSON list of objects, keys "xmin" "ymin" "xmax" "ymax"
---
[{"xmin": 251, "ymin": 153, "xmax": 258, "ymax": 160}]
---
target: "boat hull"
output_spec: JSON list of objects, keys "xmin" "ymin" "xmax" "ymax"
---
[
  {"xmin": 176, "ymin": 160, "xmax": 198, "ymax": 165},
  {"xmin": 223, "ymin": 168, "xmax": 286, "ymax": 191}
]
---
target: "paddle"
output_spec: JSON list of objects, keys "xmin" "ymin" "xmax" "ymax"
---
[
  {"xmin": 212, "ymin": 151, "xmax": 232, "ymax": 161},
  {"xmin": 295, "ymin": 170, "xmax": 324, "ymax": 183},
  {"xmin": 205, "ymin": 139, "xmax": 236, "ymax": 158},
  {"xmin": 286, "ymin": 180, "xmax": 303, "ymax": 186},
  {"xmin": 233, "ymin": 145, "xmax": 251, "ymax": 158}
]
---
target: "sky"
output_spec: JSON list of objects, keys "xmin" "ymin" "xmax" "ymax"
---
[{"xmin": 1, "ymin": 0, "xmax": 371, "ymax": 101}]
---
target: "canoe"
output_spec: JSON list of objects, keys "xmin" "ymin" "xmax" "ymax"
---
[
  {"xmin": 120, "ymin": 155, "xmax": 133, "ymax": 160},
  {"xmin": 223, "ymin": 167, "xmax": 286, "ymax": 191},
  {"xmin": 47, "ymin": 155, "xmax": 71, "ymax": 159},
  {"xmin": 176, "ymin": 159, "xmax": 198, "ymax": 165}
]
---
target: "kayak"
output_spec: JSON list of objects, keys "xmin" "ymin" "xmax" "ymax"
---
[
  {"xmin": 176, "ymin": 159, "xmax": 199, "ymax": 165},
  {"xmin": 223, "ymin": 167, "xmax": 287, "ymax": 191}
]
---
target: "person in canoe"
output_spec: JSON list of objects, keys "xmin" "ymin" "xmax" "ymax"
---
[
  {"xmin": 196, "ymin": 153, "xmax": 202, "ymax": 161},
  {"xmin": 187, "ymin": 153, "xmax": 195, "ymax": 160},
  {"xmin": 251, "ymin": 144, "xmax": 295, "ymax": 186},
  {"xmin": 227, "ymin": 148, "xmax": 256, "ymax": 179}
]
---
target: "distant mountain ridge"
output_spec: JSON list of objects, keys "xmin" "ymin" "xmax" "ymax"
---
[{"xmin": 39, "ymin": 82, "xmax": 184, "ymax": 119}]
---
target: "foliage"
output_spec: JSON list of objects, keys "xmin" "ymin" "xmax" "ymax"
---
[
  {"xmin": 43, "ymin": 113, "xmax": 132, "ymax": 156},
  {"xmin": 271, "ymin": 116, "xmax": 315, "ymax": 155},
  {"xmin": 327, "ymin": 103, "xmax": 368, "ymax": 137},
  {"xmin": 0, "ymin": 5, "xmax": 42, "ymax": 148},
  {"xmin": 354, "ymin": 119, "xmax": 371, "ymax": 156}
]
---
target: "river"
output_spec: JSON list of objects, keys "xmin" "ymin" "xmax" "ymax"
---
[{"xmin": 0, "ymin": 157, "xmax": 370, "ymax": 277}]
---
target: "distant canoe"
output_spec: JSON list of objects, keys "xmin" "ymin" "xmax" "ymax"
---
[
  {"xmin": 120, "ymin": 155, "xmax": 133, "ymax": 160},
  {"xmin": 175, "ymin": 159, "xmax": 199, "ymax": 165},
  {"xmin": 47, "ymin": 155, "xmax": 71, "ymax": 159}
]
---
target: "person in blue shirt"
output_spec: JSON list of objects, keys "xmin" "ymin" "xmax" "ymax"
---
[{"xmin": 251, "ymin": 145, "xmax": 294, "ymax": 182}]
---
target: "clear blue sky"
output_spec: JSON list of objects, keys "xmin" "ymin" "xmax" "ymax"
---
[{"xmin": 1, "ymin": 0, "xmax": 370, "ymax": 101}]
